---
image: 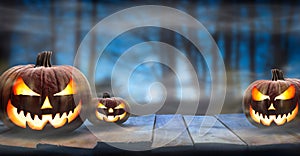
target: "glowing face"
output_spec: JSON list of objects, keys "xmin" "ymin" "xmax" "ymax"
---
[
  {"xmin": 7, "ymin": 77, "xmax": 81, "ymax": 130},
  {"xmin": 249, "ymin": 85, "xmax": 298, "ymax": 126},
  {"xmin": 95, "ymin": 100, "xmax": 128, "ymax": 123}
]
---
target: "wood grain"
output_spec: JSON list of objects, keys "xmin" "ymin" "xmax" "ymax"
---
[
  {"xmin": 1, "ymin": 114, "xmax": 300, "ymax": 151},
  {"xmin": 216, "ymin": 114, "xmax": 300, "ymax": 146},
  {"xmin": 184, "ymin": 115, "xmax": 245, "ymax": 145},
  {"xmin": 39, "ymin": 124, "xmax": 97, "ymax": 149},
  {"xmin": 152, "ymin": 114, "xmax": 193, "ymax": 148},
  {"xmin": 0, "ymin": 129, "xmax": 41, "ymax": 148},
  {"xmin": 88, "ymin": 114, "xmax": 155, "ymax": 143}
]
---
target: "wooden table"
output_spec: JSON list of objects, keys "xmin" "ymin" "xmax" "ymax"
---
[{"xmin": 0, "ymin": 114, "xmax": 300, "ymax": 155}]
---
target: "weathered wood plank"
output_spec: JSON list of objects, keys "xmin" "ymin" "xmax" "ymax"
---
[
  {"xmin": 184, "ymin": 115, "xmax": 245, "ymax": 145},
  {"xmin": 0, "ymin": 124, "xmax": 97, "ymax": 149},
  {"xmin": 0, "ymin": 144, "xmax": 37, "ymax": 155},
  {"xmin": 86, "ymin": 114, "xmax": 155, "ymax": 151},
  {"xmin": 273, "ymin": 119, "xmax": 300, "ymax": 139},
  {"xmin": 0, "ymin": 129, "xmax": 41, "ymax": 148},
  {"xmin": 152, "ymin": 114, "xmax": 193, "ymax": 148},
  {"xmin": 0, "ymin": 115, "xmax": 155, "ymax": 150},
  {"xmin": 216, "ymin": 114, "xmax": 300, "ymax": 146},
  {"xmin": 36, "ymin": 144, "xmax": 93, "ymax": 155},
  {"xmin": 38, "ymin": 123, "xmax": 98, "ymax": 149},
  {"xmin": 0, "ymin": 122, "xmax": 9, "ymax": 134},
  {"xmin": 0, "ymin": 121, "xmax": 42, "ymax": 148}
]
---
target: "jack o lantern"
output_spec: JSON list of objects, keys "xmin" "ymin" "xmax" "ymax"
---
[
  {"xmin": 88, "ymin": 93, "xmax": 130, "ymax": 124},
  {"xmin": 0, "ymin": 51, "xmax": 91, "ymax": 132},
  {"xmin": 243, "ymin": 69, "xmax": 300, "ymax": 127}
]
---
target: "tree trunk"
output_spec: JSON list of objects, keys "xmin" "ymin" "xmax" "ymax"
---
[
  {"xmin": 157, "ymin": 1, "xmax": 178, "ymax": 114},
  {"xmin": 88, "ymin": 0, "xmax": 98, "ymax": 80},
  {"xmin": 50, "ymin": 0, "xmax": 57, "ymax": 64},
  {"xmin": 272, "ymin": 3, "xmax": 286, "ymax": 69},
  {"xmin": 0, "ymin": 1, "xmax": 17, "ymax": 73},
  {"xmin": 249, "ymin": 4, "xmax": 256, "ymax": 82},
  {"xmin": 186, "ymin": 1, "xmax": 207, "ymax": 95},
  {"xmin": 282, "ymin": 1, "xmax": 296, "ymax": 63},
  {"xmin": 74, "ymin": 0, "xmax": 82, "ymax": 67}
]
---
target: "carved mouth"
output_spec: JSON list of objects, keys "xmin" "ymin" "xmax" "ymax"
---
[
  {"xmin": 95, "ymin": 111, "xmax": 127, "ymax": 123},
  {"xmin": 249, "ymin": 103, "xmax": 298, "ymax": 126},
  {"xmin": 7, "ymin": 100, "xmax": 81, "ymax": 130}
]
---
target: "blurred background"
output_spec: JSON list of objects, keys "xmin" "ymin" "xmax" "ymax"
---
[{"xmin": 0, "ymin": 0, "xmax": 299, "ymax": 115}]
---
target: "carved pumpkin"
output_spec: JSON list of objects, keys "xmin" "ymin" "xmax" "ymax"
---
[
  {"xmin": 243, "ymin": 69, "xmax": 300, "ymax": 127},
  {"xmin": 88, "ymin": 93, "xmax": 130, "ymax": 124},
  {"xmin": 0, "ymin": 51, "xmax": 91, "ymax": 132}
]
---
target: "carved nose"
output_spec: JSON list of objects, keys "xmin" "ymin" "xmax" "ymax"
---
[
  {"xmin": 108, "ymin": 108, "xmax": 114, "ymax": 113},
  {"xmin": 41, "ymin": 96, "xmax": 53, "ymax": 109},
  {"xmin": 268, "ymin": 103, "xmax": 276, "ymax": 110}
]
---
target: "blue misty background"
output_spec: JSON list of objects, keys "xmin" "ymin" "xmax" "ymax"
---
[{"xmin": 0, "ymin": 0, "xmax": 299, "ymax": 114}]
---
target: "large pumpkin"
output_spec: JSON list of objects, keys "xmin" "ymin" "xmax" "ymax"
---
[
  {"xmin": 243, "ymin": 69, "xmax": 300, "ymax": 127},
  {"xmin": 88, "ymin": 92, "xmax": 130, "ymax": 125},
  {"xmin": 0, "ymin": 51, "xmax": 91, "ymax": 132}
]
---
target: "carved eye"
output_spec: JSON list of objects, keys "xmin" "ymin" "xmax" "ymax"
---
[
  {"xmin": 252, "ymin": 86, "xmax": 270, "ymax": 101},
  {"xmin": 13, "ymin": 77, "xmax": 40, "ymax": 96},
  {"xmin": 115, "ymin": 103, "xmax": 126, "ymax": 109},
  {"xmin": 54, "ymin": 79, "xmax": 76, "ymax": 96},
  {"xmin": 97, "ymin": 102, "xmax": 106, "ymax": 109},
  {"xmin": 275, "ymin": 85, "xmax": 295, "ymax": 101}
]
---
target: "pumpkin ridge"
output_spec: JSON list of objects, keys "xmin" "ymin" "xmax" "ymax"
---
[
  {"xmin": 59, "ymin": 65, "xmax": 92, "ymax": 120},
  {"xmin": 52, "ymin": 68, "xmax": 63, "ymax": 112},
  {"xmin": 0, "ymin": 66, "xmax": 26, "ymax": 115},
  {"xmin": 0, "ymin": 65, "xmax": 33, "ymax": 126},
  {"xmin": 28, "ymin": 66, "xmax": 41, "ymax": 94}
]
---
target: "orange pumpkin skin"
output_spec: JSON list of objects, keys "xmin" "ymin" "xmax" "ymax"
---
[
  {"xmin": 243, "ymin": 69, "xmax": 300, "ymax": 127},
  {"xmin": 0, "ymin": 51, "xmax": 91, "ymax": 133},
  {"xmin": 88, "ymin": 93, "xmax": 130, "ymax": 125}
]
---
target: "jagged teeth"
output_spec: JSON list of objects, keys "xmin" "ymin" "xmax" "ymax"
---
[
  {"xmin": 95, "ymin": 112, "xmax": 121, "ymax": 123},
  {"xmin": 107, "ymin": 115, "xmax": 114, "ymax": 121},
  {"xmin": 19, "ymin": 110, "xmax": 25, "ymax": 117},
  {"xmin": 38, "ymin": 114, "xmax": 42, "ymax": 120},
  {"xmin": 62, "ymin": 112, "xmax": 67, "ymax": 119},
  {"xmin": 8, "ymin": 102, "xmax": 82, "ymax": 130},
  {"xmin": 277, "ymin": 114, "xmax": 281, "ymax": 119},
  {"xmin": 68, "ymin": 110, "xmax": 72, "ymax": 117},
  {"xmin": 30, "ymin": 113, "xmax": 35, "ymax": 120},
  {"xmin": 250, "ymin": 105, "xmax": 298, "ymax": 126},
  {"xmin": 17, "ymin": 108, "xmax": 78, "ymax": 121}
]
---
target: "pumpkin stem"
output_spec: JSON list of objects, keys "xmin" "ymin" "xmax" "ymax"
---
[
  {"xmin": 103, "ymin": 92, "xmax": 111, "ymax": 98},
  {"xmin": 271, "ymin": 69, "xmax": 284, "ymax": 81},
  {"xmin": 35, "ymin": 51, "xmax": 52, "ymax": 67}
]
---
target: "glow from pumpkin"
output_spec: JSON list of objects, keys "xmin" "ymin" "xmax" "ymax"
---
[
  {"xmin": 7, "ymin": 100, "xmax": 82, "ymax": 130},
  {"xmin": 249, "ymin": 85, "xmax": 298, "ymax": 126},
  {"xmin": 249, "ymin": 104, "xmax": 298, "ymax": 126},
  {"xmin": 274, "ymin": 85, "xmax": 295, "ymax": 101},
  {"xmin": 9, "ymin": 77, "xmax": 81, "ymax": 130},
  {"xmin": 95, "ymin": 102, "xmax": 127, "ymax": 122},
  {"xmin": 13, "ymin": 77, "xmax": 40, "ymax": 96},
  {"xmin": 252, "ymin": 86, "xmax": 270, "ymax": 101},
  {"xmin": 41, "ymin": 96, "xmax": 53, "ymax": 109},
  {"xmin": 54, "ymin": 79, "xmax": 76, "ymax": 96}
]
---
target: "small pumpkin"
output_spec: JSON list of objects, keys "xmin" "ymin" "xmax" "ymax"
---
[
  {"xmin": 0, "ymin": 51, "xmax": 91, "ymax": 132},
  {"xmin": 88, "ymin": 92, "xmax": 130, "ymax": 124},
  {"xmin": 243, "ymin": 69, "xmax": 300, "ymax": 127}
]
